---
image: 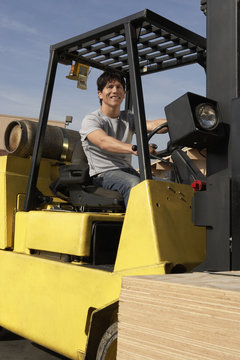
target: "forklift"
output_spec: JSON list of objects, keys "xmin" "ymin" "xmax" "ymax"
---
[{"xmin": 0, "ymin": 0, "xmax": 235, "ymax": 358}]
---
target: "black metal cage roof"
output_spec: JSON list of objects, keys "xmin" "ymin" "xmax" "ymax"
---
[{"xmin": 53, "ymin": 9, "xmax": 206, "ymax": 76}]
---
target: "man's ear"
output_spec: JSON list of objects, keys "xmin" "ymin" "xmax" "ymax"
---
[{"xmin": 98, "ymin": 90, "xmax": 103, "ymax": 100}]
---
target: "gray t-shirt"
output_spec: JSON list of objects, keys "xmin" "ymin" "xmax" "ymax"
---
[{"xmin": 80, "ymin": 109, "xmax": 135, "ymax": 177}]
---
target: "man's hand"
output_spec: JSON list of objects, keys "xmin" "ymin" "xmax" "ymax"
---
[
  {"xmin": 146, "ymin": 118, "xmax": 168, "ymax": 134},
  {"xmin": 131, "ymin": 144, "xmax": 157, "ymax": 156},
  {"xmin": 149, "ymin": 144, "xmax": 157, "ymax": 155}
]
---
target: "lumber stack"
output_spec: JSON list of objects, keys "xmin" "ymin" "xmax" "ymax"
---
[{"xmin": 117, "ymin": 272, "xmax": 240, "ymax": 360}]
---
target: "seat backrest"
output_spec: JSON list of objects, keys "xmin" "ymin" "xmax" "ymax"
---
[
  {"xmin": 50, "ymin": 139, "xmax": 125, "ymax": 210},
  {"xmin": 71, "ymin": 139, "xmax": 88, "ymax": 166}
]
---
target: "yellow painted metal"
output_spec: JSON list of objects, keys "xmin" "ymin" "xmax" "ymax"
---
[
  {"xmin": 114, "ymin": 180, "xmax": 205, "ymax": 272},
  {"xmin": 114, "ymin": 262, "xmax": 171, "ymax": 276},
  {"xmin": 0, "ymin": 164, "xmax": 206, "ymax": 360},
  {"xmin": 0, "ymin": 250, "xmax": 122, "ymax": 360},
  {"xmin": 0, "ymin": 156, "xmax": 59, "ymax": 249},
  {"xmin": 14, "ymin": 212, "xmax": 30, "ymax": 254},
  {"xmin": 14, "ymin": 211, "xmax": 124, "ymax": 256},
  {"xmin": 16, "ymin": 194, "xmax": 26, "ymax": 211}
]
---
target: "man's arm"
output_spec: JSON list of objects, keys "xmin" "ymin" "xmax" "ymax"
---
[
  {"xmin": 88, "ymin": 129, "xmax": 157, "ymax": 156},
  {"xmin": 87, "ymin": 129, "xmax": 137, "ymax": 155},
  {"xmin": 146, "ymin": 118, "xmax": 168, "ymax": 133}
]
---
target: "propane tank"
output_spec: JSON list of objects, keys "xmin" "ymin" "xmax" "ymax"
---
[{"xmin": 4, "ymin": 120, "xmax": 80, "ymax": 162}]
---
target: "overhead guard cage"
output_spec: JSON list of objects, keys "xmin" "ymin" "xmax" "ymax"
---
[{"xmin": 23, "ymin": 8, "xmax": 206, "ymax": 212}]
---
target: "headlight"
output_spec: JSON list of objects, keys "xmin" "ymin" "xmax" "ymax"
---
[
  {"xmin": 165, "ymin": 92, "xmax": 226, "ymax": 149},
  {"xmin": 195, "ymin": 103, "xmax": 218, "ymax": 130}
]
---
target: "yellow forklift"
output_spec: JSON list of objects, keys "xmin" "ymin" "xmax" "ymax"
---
[{"xmin": 0, "ymin": 2, "xmax": 230, "ymax": 359}]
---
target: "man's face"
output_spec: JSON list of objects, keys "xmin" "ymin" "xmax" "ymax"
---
[{"xmin": 98, "ymin": 80, "xmax": 125, "ymax": 109}]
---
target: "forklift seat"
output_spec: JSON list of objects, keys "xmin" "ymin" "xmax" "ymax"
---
[{"xmin": 50, "ymin": 139, "xmax": 125, "ymax": 211}]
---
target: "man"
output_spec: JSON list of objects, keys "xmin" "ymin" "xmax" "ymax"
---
[{"xmin": 80, "ymin": 71, "xmax": 167, "ymax": 207}]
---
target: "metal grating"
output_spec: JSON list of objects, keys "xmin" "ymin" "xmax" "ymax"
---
[{"xmin": 54, "ymin": 9, "xmax": 206, "ymax": 76}]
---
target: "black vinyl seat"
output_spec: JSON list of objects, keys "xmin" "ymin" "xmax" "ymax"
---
[{"xmin": 50, "ymin": 140, "xmax": 125, "ymax": 211}]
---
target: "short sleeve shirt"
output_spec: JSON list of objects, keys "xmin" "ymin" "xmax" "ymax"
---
[{"xmin": 80, "ymin": 109, "xmax": 135, "ymax": 177}]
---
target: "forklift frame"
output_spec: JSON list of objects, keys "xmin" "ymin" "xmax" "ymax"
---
[
  {"xmin": 6, "ymin": 2, "xmax": 240, "ymax": 358},
  {"xmin": 23, "ymin": 8, "xmax": 206, "ymax": 210},
  {"xmin": 24, "ymin": 2, "xmax": 240, "ymax": 271}
]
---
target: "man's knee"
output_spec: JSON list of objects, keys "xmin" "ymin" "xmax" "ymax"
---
[{"xmin": 127, "ymin": 177, "xmax": 140, "ymax": 188}]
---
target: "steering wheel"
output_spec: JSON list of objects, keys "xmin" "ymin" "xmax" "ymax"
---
[
  {"xmin": 147, "ymin": 122, "xmax": 168, "ymax": 142},
  {"xmin": 132, "ymin": 122, "xmax": 171, "ymax": 159},
  {"xmin": 147, "ymin": 122, "xmax": 182, "ymax": 182},
  {"xmin": 147, "ymin": 122, "xmax": 172, "ymax": 159}
]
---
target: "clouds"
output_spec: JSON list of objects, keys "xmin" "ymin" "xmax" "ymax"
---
[
  {"xmin": 0, "ymin": 0, "xmax": 206, "ymax": 172},
  {"xmin": 0, "ymin": 84, "xmax": 41, "ymax": 118},
  {"xmin": 0, "ymin": 0, "xmax": 206, "ymax": 128},
  {"xmin": 0, "ymin": 14, "xmax": 36, "ymax": 34}
]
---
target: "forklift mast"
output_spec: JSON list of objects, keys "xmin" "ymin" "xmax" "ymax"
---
[
  {"xmin": 23, "ymin": 0, "xmax": 240, "ymax": 271},
  {"xmin": 195, "ymin": 0, "xmax": 240, "ymax": 270}
]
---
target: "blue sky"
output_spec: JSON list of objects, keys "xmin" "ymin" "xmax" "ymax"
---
[{"xmin": 0, "ymin": 0, "xmax": 206, "ymax": 155}]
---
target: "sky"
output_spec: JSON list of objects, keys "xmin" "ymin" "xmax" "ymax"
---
[{"xmin": 0, "ymin": 0, "xmax": 206, "ymax": 161}]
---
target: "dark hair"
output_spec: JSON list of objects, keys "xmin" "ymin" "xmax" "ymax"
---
[{"xmin": 97, "ymin": 71, "xmax": 126, "ymax": 104}]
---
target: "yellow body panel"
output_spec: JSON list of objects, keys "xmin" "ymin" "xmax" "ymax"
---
[
  {"xmin": 0, "ymin": 156, "xmax": 59, "ymax": 249},
  {"xmin": 14, "ymin": 211, "xmax": 124, "ymax": 256},
  {"xmin": 115, "ymin": 180, "xmax": 205, "ymax": 272},
  {"xmin": 0, "ymin": 250, "xmax": 122, "ymax": 359},
  {"xmin": 0, "ymin": 155, "xmax": 206, "ymax": 359}
]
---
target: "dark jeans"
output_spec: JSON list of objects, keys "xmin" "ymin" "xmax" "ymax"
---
[{"xmin": 92, "ymin": 168, "xmax": 140, "ymax": 207}]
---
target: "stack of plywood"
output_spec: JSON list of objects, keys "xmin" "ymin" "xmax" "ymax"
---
[{"xmin": 117, "ymin": 272, "xmax": 240, "ymax": 360}]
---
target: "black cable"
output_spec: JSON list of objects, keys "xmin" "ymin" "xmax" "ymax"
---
[
  {"xmin": 150, "ymin": 153, "xmax": 171, "ymax": 164},
  {"xmin": 150, "ymin": 153, "xmax": 181, "ymax": 183},
  {"xmin": 198, "ymin": 149, "xmax": 206, "ymax": 158}
]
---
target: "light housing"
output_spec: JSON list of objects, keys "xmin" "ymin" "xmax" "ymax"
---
[{"xmin": 165, "ymin": 92, "xmax": 226, "ymax": 149}]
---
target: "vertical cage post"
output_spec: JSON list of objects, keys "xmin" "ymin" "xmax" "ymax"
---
[
  {"xmin": 124, "ymin": 22, "xmax": 152, "ymax": 181},
  {"xmin": 23, "ymin": 49, "xmax": 58, "ymax": 211}
]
